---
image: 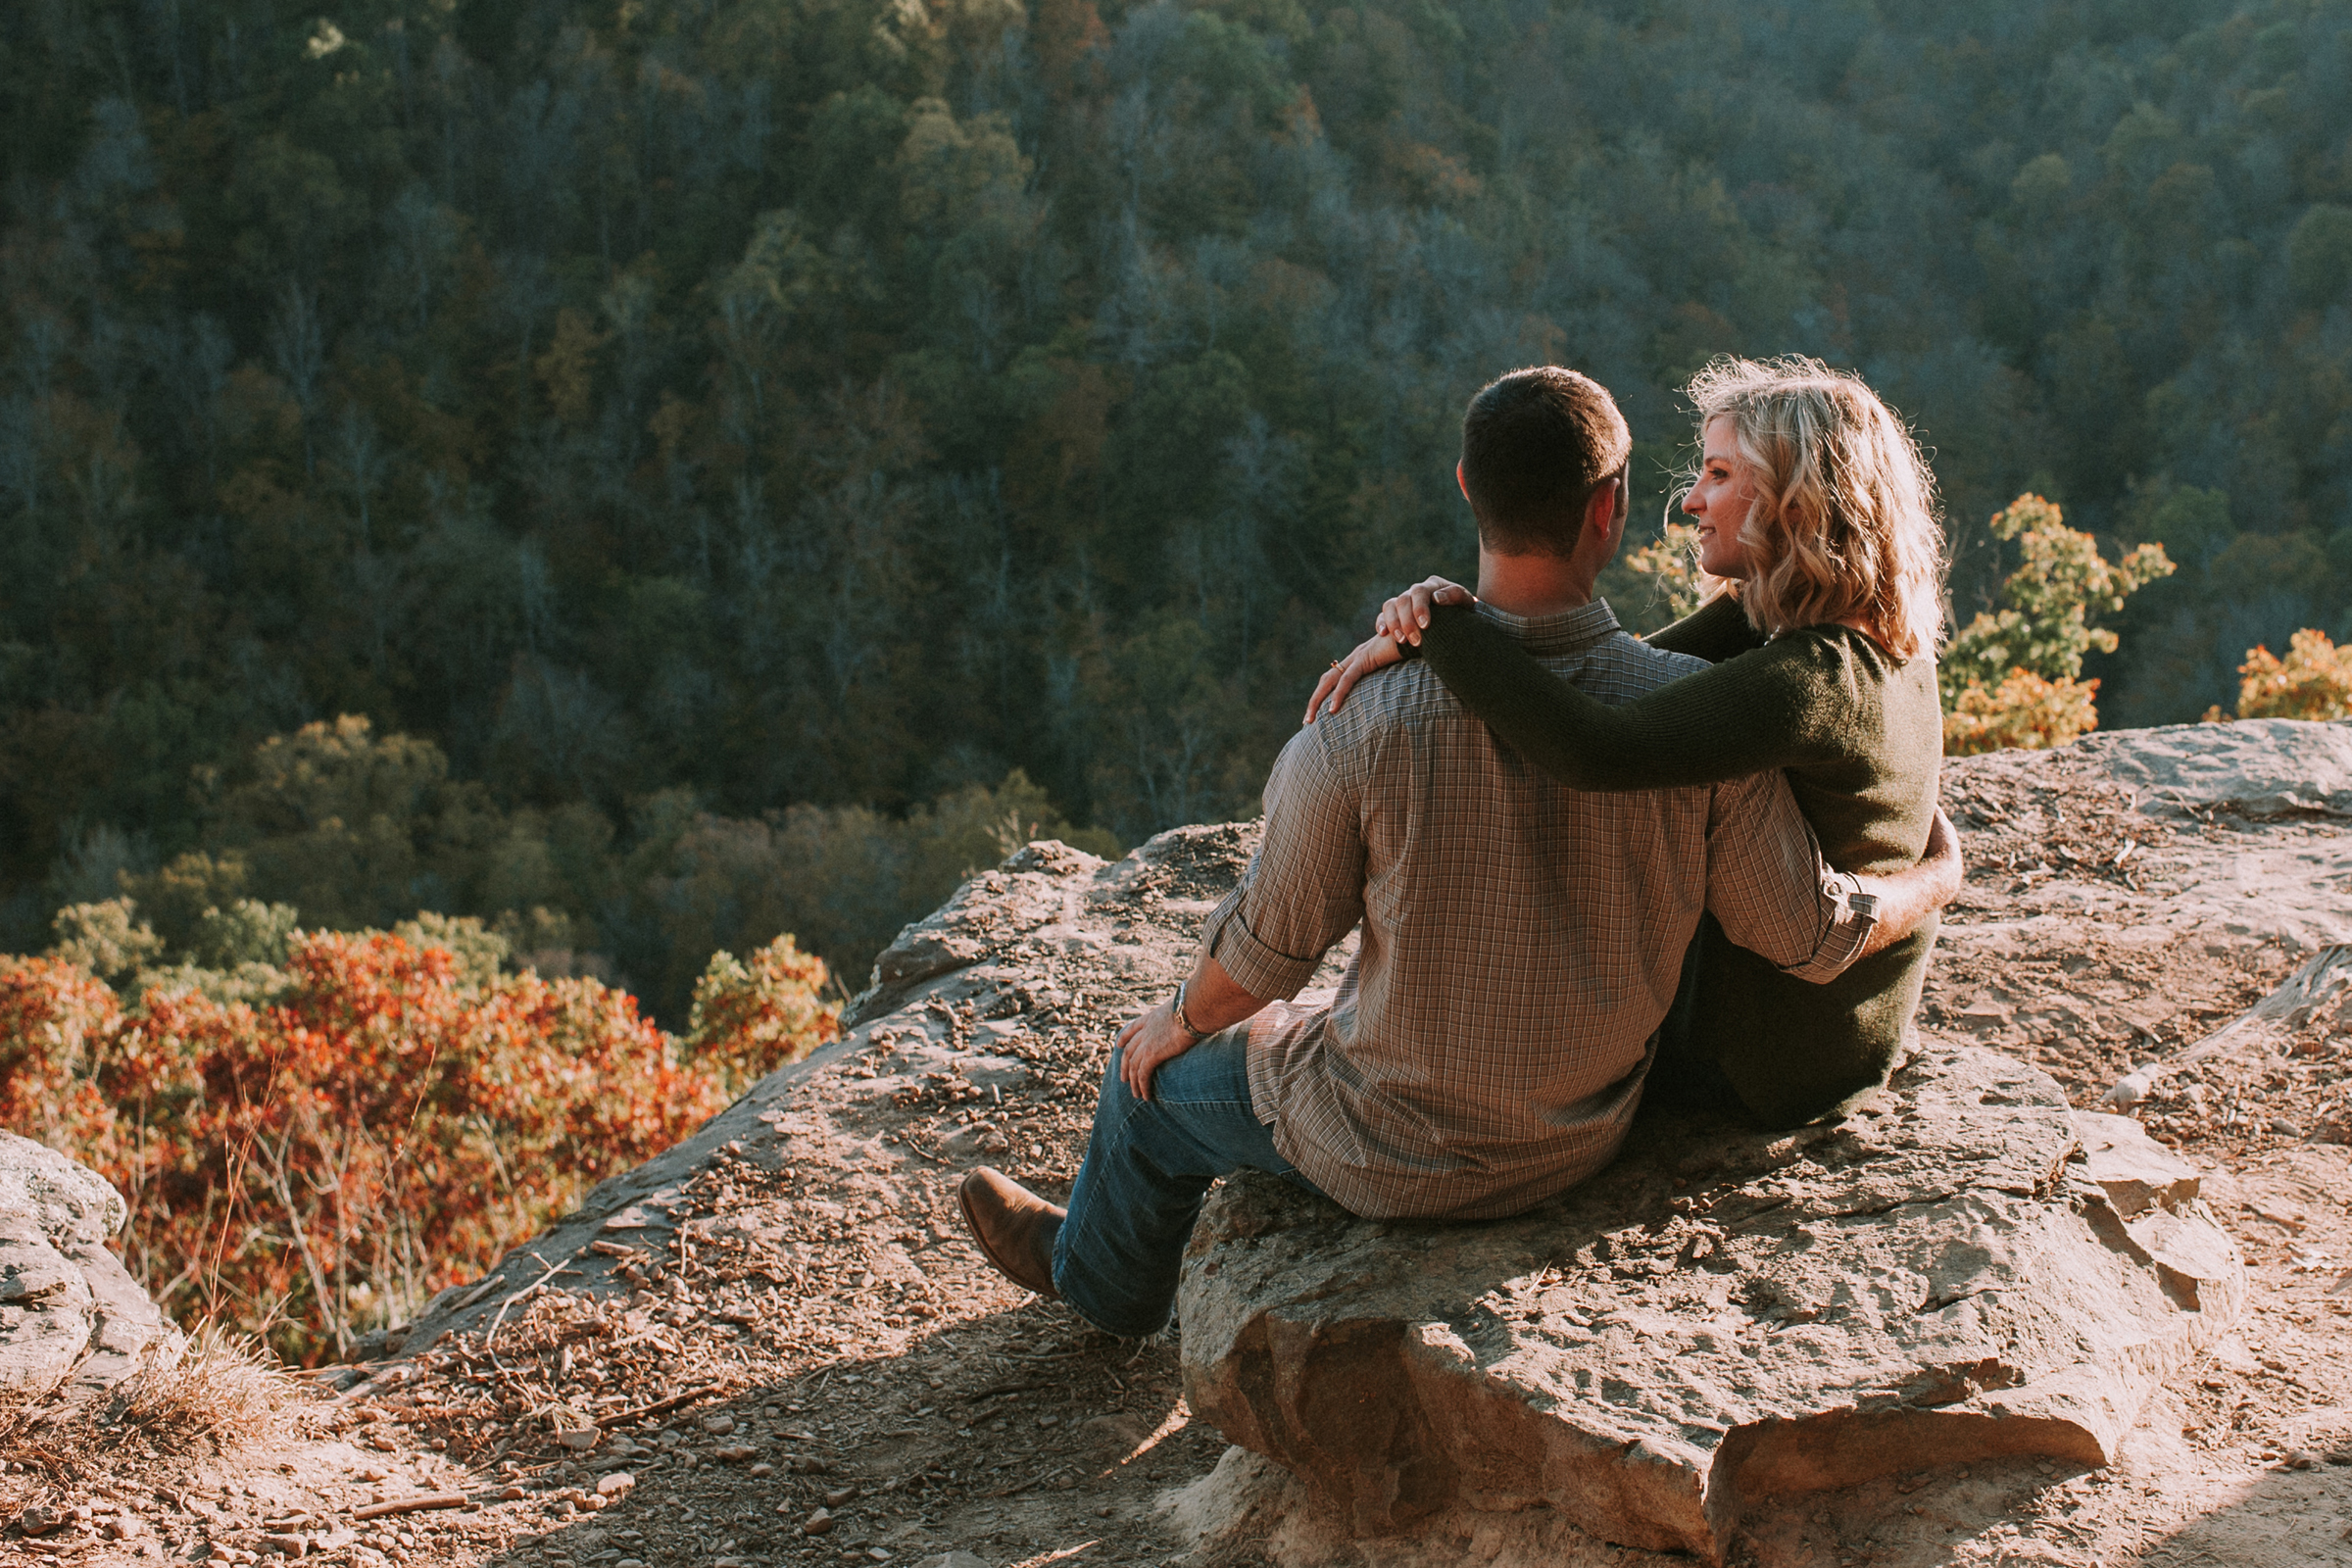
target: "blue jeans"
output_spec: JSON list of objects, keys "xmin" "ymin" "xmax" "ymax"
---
[{"xmin": 1052, "ymin": 1027, "xmax": 1325, "ymax": 1338}]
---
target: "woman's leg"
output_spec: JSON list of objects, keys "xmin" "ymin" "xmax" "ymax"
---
[{"xmin": 1053, "ymin": 1025, "xmax": 1317, "ymax": 1338}]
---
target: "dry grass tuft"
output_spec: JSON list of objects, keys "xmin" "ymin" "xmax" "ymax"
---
[{"xmin": 114, "ymin": 1322, "xmax": 312, "ymax": 1453}]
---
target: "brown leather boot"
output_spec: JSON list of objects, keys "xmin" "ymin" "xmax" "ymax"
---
[{"xmin": 957, "ymin": 1166, "xmax": 1064, "ymax": 1299}]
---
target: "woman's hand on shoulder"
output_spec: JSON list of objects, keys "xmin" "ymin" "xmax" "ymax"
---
[
  {"xmin": 1375, "ymin": 576, "xmax": 1476, "ymax": 646},
  {"xmin": 1304, "ymin": 577, "xmax": 1478, "ymax": 723},
  {"xmin": 1304, "ymin": 634, "xmax": 1402, "ymax": 724}
]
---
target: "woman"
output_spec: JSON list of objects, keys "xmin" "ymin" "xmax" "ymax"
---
[{"xmin": 1308, "ymin": 355, "xmax": 1947, "ymax": 1127}]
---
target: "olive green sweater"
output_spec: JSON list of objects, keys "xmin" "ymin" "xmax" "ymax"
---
[{"xmin": 1415, "ymin": 593, "xmax": 1943, "ymax": 1127}]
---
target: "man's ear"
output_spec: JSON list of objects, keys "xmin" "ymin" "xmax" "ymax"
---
[
  {"xmin": 1586, "ymin": 472, "xmax": 1626, "ymax": 544},
  {"xmin": 1456, "ymin": 460, "xmax": 1472, "ymax": 505}
]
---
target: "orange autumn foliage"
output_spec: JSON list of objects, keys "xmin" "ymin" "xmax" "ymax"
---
[
  {"xmin": 0, "ymin": 956, "xmax": 131, "ymax": 1160},
  {"xmin": 2202, "ymin": 628, "xmax": 2352, "ymax": 723},
  {"xmin": 0, "ymin": 928, "xmax": 836, "ymax": 1364},
  {"xmin": 1941, "ymin": 667, "xmax": 2104, "ymax": 756}
]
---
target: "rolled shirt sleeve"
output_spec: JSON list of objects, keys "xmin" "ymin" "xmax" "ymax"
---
[
  {"xmin": 1198, "ymin": 725, "xmax": 1367, "ymax": 1001},
  {"xmin": 1703, "ymin": 769, "xmax": 1881, "ymax": 983}
]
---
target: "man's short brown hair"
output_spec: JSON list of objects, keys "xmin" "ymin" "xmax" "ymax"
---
[{"xmin": 1458, "ymin": 367, "xmax": 1632, "ymax": 557}]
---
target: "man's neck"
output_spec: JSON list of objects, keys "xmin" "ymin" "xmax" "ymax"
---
[{"xmin": 1474, "ymin": 550, "xmax": 1595, "ymax": 618}]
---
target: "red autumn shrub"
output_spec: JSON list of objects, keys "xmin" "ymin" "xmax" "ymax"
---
[
  {"xmin": 1941, "ymin": 667, "xmax": 2103, "ymax": 756},
  {"xmin": 1, "ymin": 925, "xmax": 834, "ymax": 1364},
  {"xmin": 0, "ymin": 956, "xmax": 129, "ymax": 1161}
]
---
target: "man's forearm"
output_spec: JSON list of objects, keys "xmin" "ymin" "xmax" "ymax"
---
[
  {"xmin": 1181, "ymin": 953, "xmax": 1272, "ymax": 1037},
  {"xmin": 1850, "ymin": 808, "xmax": 1962, "ymax": 959}
]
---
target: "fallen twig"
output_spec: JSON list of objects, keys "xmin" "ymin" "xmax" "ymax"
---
[
  {"xmin": 991, "ymin": 1462, "xmax": 1072, "ymax": 1497},
  {"xmin": 352, "ymin": 1494, "xmax": 470, "ymax": 1521},
  {"xmin": 452, "ymin": 1275, "xmax": 505, "ymax": 1311},
  {"xmin": 0, "ymin": 1442, "xmax": 74, "ymax": 1480},
  {"xmin": 592, "ymin": 1382, "xmax": 731, "ymax": 1429}
]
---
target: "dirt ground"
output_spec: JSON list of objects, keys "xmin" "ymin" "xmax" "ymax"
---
[{"xmin": 6, "ymin": 754, "xmax": 2352, "ymax": 1568}]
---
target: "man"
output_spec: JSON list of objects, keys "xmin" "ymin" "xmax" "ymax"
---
[{"xmin": 959, "ymin": 366, "xmax": 1959, "ymax": 1339}]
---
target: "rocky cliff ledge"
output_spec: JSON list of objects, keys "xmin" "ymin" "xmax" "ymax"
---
[
  {"xmin": 1155, "ymin": 719, "xmax": 2352, "ymax": 1566},
  {"xmin": 331, "ymin": 719, "xmax": 2350, "ymax": 1568}
]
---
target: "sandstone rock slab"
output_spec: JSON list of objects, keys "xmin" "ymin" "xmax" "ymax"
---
[
  {"xmin": 1177, "ymin": 1045, "xmax": 2242, "ymax": 1562},
  {"xmin": 0, "ymin": 1131, "xmax": 180, "ymax": 1401},
  {"xmin": 2063, "ymin": 717, "xmax": 2352, "ymax": 819}
]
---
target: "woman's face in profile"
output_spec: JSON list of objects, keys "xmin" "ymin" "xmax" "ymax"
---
[{"xmin": 1684, "ymin": 415, "xmax": 1756, "ymax": 579}]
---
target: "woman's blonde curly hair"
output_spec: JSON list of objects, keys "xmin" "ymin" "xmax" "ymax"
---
[{"xmin": 1685, "ymin": 356, "xmax": 1945, "ymax": 661}]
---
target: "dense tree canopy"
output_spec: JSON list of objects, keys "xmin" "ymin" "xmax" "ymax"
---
[{"xmin": 5, "ymin": 0, "xmax": 2351, "ymax": 1001}]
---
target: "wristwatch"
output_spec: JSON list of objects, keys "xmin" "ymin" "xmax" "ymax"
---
[{"xmin": 1170, "ymin": 978, "xmax": 1204, "ymax": 1041}]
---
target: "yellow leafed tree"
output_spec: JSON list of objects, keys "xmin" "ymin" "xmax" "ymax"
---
[{"xmin": 1940, "ymin": 495, "xmax": 2174, "ymax": 756}]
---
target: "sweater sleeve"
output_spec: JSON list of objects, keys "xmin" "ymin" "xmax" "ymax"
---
[
  {"xmin": 1643, "ymin": 593, "xmax": 1766, "ymax": 662},
  {"xmin": 1415, "ymin": 602, "xmax": 1852, "ymax": 791}
]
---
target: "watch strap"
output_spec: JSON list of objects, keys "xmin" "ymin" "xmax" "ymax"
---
[{"xmin": 1171, "ymin": 978, "xmax": 1204, "ymax": 1040}]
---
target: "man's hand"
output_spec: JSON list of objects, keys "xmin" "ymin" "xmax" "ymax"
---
[
  {"xmin": 1114, "ymin": 956, "xmax": 1271, "ymax": 1101},
  {"xmin": 1852, "ymin": 808, "xmax": 1964, "ymax": 958},
  {"xmin": 1114, "ymin": 1000, "xmax": 1202, "ymax": 1102},
  {"xmin": 1303, "ymin": 577, "xmax": 1481, "ymax": 723}
]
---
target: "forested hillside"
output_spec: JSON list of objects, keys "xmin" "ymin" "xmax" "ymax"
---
[{"xmin": 6, "ymin": 0, "xmax": 2352, "ymax": 1005}]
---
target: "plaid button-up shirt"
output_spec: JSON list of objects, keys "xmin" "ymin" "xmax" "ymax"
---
[{"xmin": 1201, "ymin": 599, "xmax": 1876, "ymax": 1221}]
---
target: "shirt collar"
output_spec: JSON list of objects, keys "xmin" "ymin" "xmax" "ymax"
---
[{"xmin": 1472, "ymin": 597, "xmax": 1622, "ymax": 657}]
